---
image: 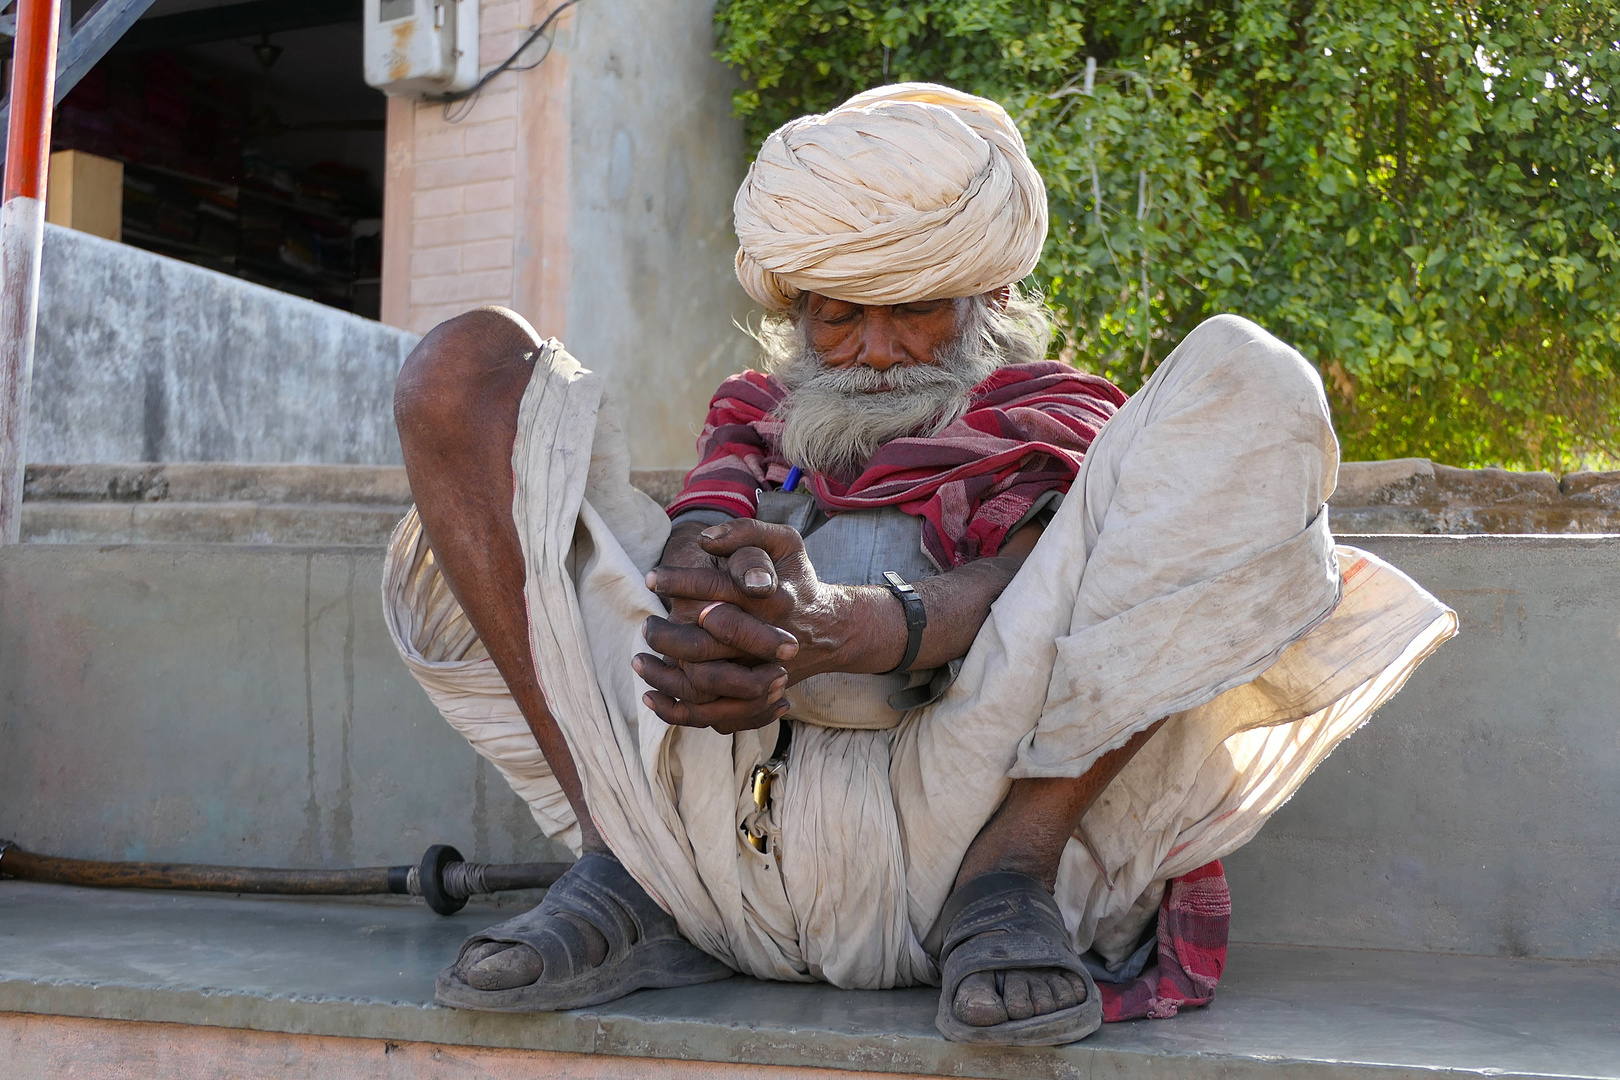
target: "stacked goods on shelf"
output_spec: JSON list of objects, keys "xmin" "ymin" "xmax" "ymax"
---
[{"xmin": 53, "ymin": 53, "xmax": 382, "ymax": 315}]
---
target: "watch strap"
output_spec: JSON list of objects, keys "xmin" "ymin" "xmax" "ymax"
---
[{"xmin": 880, "ymin": 571, "xmax": 927, "ymax": 674}]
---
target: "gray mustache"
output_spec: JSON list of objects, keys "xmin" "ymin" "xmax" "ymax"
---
[{"xmin": 787, "ymin": 360, "xmax": 973, "ymax": 397}]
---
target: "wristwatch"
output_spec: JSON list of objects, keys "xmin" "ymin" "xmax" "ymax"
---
[{"xmin": 880, "ymin": 571, "xmax": 928, "ymax": 674}]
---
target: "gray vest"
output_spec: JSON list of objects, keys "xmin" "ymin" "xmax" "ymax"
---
[{"xmin": 756, "ymin": 489, "xmax": 952, "ymax": 728}]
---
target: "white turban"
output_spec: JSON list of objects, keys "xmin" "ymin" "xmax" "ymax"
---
[{"xmin": 733, "ymin": 82, "xmax": 1049, "ymax": 312}]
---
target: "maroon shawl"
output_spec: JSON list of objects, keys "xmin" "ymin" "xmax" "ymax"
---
[
  {"xmin": 1099, "ymin": 861, "xmax": 1230, "ymax": 1022},
  {"xmin": 667, "ymin": 362, "xmax": 1127, "ymax": 567}
]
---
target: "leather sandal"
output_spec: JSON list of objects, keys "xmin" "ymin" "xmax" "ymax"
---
[
  {"xmin": 435, "ymin": 852, "xmax": 734, "ymax": 1012},
  {"xmin": 924, "ymin": 871, "xmax": 1103, "ymax": 1046}
]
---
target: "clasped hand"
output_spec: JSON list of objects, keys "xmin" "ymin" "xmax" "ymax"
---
[{"xmin": 635, "ymin": 519, "xmax": 847, "ymax": 734}]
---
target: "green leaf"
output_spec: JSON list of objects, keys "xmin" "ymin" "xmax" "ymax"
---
[{"xmin": 715, "ymin": 0, "xmax": 1620, "ymax": 471}]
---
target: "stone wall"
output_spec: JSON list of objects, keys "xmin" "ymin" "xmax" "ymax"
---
[
  {"xmin": 30, "ymin": 226, "xmax": 420, "ymax": 465},
  {"xmin": 1331, "ymin": 459, "xmax": 1620, "ymax": 534}
]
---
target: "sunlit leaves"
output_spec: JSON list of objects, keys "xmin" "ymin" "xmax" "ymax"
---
[{"xmin": 715, "ymin": 0, "xmax": 1620, "ymax": 469}]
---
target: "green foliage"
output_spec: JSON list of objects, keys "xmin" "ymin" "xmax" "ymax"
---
[{"xmin": 715, "ymin": 0, "xmax": 1620, "ymax": 470}]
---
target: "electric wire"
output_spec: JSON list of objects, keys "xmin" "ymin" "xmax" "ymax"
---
[{"xmin": 436, "ymin": 0, "xmax": 583, "ymax": 122}]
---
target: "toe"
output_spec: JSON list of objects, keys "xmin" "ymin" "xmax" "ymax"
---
[
  {"xmin": 455, "ymin": 941, "xmax": 507, "ymax": 974},
  {"xmin": 1002, "ymin": 971, "xmax": 1034, "ymax": 1021},
  {"xmin": 1064, "ymin": 970, "xmax": 1091, "ymax": 1004},
  {"xmin": 463, "ymin": 943, "xmax": 545, "ymax": 990},
  {"xmin": 1027, "ymin": 971, "xmax": 1056, "ymax": 1015},
  {"xmin": 951, "ymin": 971, "xmax": 1009, "ymax": 1027},
  {"xmin": 1049, "ymin": 971, "xmax": 1079, "ymax": 1011}
]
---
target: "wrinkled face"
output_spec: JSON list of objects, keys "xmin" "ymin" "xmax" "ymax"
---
[
  {"xmin": 772, "ymin": 291, "xmax": 1010, "ymax": 479},
  {"xmin": 802, "ymin": 295, "xmax": 964, "ymax": 374}
]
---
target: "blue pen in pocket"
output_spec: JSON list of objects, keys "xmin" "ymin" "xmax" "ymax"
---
[{"xmin": 783, "ymin": 466, "xmax": 803, "ymax": 492}]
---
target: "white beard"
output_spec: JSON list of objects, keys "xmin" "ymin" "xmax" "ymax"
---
[{"xmin": 773, "ymin": 319, "xmax": 1005, "ymax": 480}]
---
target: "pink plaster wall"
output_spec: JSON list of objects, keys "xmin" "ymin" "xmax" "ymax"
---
[
  {"xmin": 376, "ymin": 0, "xmax": 759, "ymax": 467},
  {"xmin": 381, "ymin": 1, "xmax": 571, "ymax": 339}
]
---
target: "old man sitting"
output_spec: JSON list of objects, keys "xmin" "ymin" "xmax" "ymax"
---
[{"xmin": 384, "ymin": 83, "xmax": 1454, "ymax": 1046}]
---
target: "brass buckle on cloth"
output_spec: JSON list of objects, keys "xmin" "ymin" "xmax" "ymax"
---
[{"xmin": 742, "ymin": 760, "xmax": 784, "ymax": 854}]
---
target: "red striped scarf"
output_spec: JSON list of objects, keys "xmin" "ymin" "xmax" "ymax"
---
[
  {"xmin": 667, "ymin": 361, "xmax": 1127, "ymax": 568},
  {"xmin": 1099, "ymin": 861, "xmax": 1230, "ymax": 1022}
]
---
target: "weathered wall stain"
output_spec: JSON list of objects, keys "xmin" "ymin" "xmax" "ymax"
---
[{"xmin": 29, "ymin": 226, "xmax": 420, "ymax": 466}]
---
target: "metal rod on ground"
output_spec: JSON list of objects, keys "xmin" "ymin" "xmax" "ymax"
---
[
  {"xmin": 0, "ymin": 0, "xmax": 62, "ymax": 544},
  {"xmin": 0, "ymin": 840, "xmax": 572, "ymax": 915}
]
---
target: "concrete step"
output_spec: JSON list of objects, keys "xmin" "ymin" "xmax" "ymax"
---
[
  {"xmin": 20, "ymin": 501, "xmax": 411, "ymax": 546},
  {"xmin": 23, "ymin": 463, "xmax": 415, "ymax": 505},
  {"xmin": 2, "ymin": 536, "xmax": 1616, "ymax": 964},
  {"xmin": 20, "ymin": 460, "xmax": 1620, "ymax": 545},
  {"xmin": 19, "ymin": 463, "xmax": 689, "ymax": 544},
  {"xmin": 2, "ymin": 883, "xmax": 1614, "ymax": 1080}
]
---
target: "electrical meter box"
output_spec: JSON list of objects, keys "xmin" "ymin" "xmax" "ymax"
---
[{"xmin": 363, "ymin": 0, "xmax": 479, "ymax": 97}]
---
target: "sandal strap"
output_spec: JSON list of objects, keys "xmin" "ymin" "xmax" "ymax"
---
[
  {"xmin": 923, "ymin": 871, "xmax": 1052, "ymax": 959},
  {"xmin": 927, "ymin": 872, "xmax": 1104, "ymax": 1046},
  {"xmin": 538, "ymin": 854, "xmax": 646, "ymax": 949},
  {"xmin": 927, "ymin": 871, "xmax": 1093, "ymax": 994},
  {"xmin": 456, "ymin": 853, "xmax": 674, "ymax": 970}
]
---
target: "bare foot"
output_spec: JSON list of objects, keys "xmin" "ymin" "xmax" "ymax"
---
[
  {"xmin": 952, "ymin": 968, "xmax": 1090, "ymax": 1026},
  {"xmin": 456, "ymin": 913, "xmax": 613, "ymax": 990}
]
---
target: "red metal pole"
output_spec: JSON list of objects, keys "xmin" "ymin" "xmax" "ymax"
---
[{"xmin": 0, "ymin": 0, "xmax": 62, "ymax": 543}]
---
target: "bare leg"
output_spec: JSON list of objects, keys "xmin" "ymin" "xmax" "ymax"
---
[
  {"xmin": 394, "ymin": 307, "xmax": 610, "ymax": 987},
  {"xmin": 947, "ymin": 719, "xmax": 1166, "ymax": 1027}
]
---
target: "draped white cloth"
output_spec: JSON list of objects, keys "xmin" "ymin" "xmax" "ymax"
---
[
  {"xmin": 382, "ymin": 314, "xmax": 1455, "ymax": 988},
  {"xmin": 733, "ymin": 83, "xmax": 1048, "ymax": 311}
]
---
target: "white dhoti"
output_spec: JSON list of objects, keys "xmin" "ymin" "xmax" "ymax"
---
[{"xmin": 382, "ymin": 314, "xmax": 1455, "ymax": 989}]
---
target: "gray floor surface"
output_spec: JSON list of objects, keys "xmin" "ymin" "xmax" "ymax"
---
[{"xmin": 1, "ymin": 882, "xmax": 1615, "ymax": 1079}]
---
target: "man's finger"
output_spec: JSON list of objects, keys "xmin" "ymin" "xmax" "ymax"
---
[
  {"xmin": 726, "ymin": 545, "xmax": 777, "ymax": 597},
  {"xmin": 643, "ymin": 616, "xmax": 749, "ymax": 662},
  {"xmin": 666, "ymin": 597, "xmax": 713, "ymax": 626},
  {"xmin": 633, "ymin": 653, "xmax": 786, "ymax": 704},
  {"xmin": 698, "ymin": 518, "xmax": 808, "ymax": 564},
  {"xmin": 642, "ymin": 688, "xmax": 791, "ymax": 734},
  {"xmin": 647, "ymin": 565, "xmax": 746, "ymax": 605},
  {"xmin": 632, "ymin": 653, "xmax": 708, "ymax": 702},
  {"xmin": 691, "ymin": 602, "xmax": 800, "ymax": 661},
  {"xmin": 644, "ymin": 614, "xmax": 796, "ymax": 663},
  {"xmin": 686, "ymin": 657, "xmax": 788, "ymax": 701}
]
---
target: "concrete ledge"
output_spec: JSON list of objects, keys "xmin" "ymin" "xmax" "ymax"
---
[
  {"xmin": 23, "ymin": 460, "xmax": 1620, "ymax": 544},
  {"xmin": 1331, "ymin": 458, "xmax": 1620, "ymax": 533},
  {"xmin": 1225, "ymin": 534, "xmax": 1620, "ymax": 961},
  {"xmin": 3, "ymin": 536, "xmax": 1618, "ymax": 960},
  {"xmin": 0, "ymin": 542, "xmax": 565, "ymax": 871},
  {"xmin": 21, "ymin": 463, "xmax": 684, "ymax": 508},
  {"xmin": 17, "ymin": 463, "xmax": 688, "ymax": 545},
  {"xmin": 23, "ymin": 463, "xmax": 415, "ymax": 505},
  {"xmin": 21, "ymin": 501, "xmax": 412, "ymax": 546},
  {"xmin": 1, "ymin": 884, "xmax": 1615, "ymax": 1080},
  {"xmin": 30, "ymin": 226, "xmax": 421, "ymax": 466}
]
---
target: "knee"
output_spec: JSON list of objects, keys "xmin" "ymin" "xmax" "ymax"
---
[
  {"xmin": 394, "ymin": 307, "xmax": 542, "ymax": 451},
  {"xmin": 1174, "ymin": 314, "xmax": 1327, "ymax": 415}
]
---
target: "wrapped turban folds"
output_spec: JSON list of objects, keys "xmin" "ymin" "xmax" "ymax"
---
[{"xmin": 733, "ymin": 83, "xmax": 1049, "ymax": 312}]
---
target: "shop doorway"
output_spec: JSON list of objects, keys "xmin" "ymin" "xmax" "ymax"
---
[{"xmin": 48, "ymin": 1, "xmax": 386, "ymax": 317}]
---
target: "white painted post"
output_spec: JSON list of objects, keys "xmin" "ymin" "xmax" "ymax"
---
[{"xmin": 0, "ymin": 0, "xmax": 62, "ymax": 543}]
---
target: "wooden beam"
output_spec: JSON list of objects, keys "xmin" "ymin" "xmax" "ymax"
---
[
  {"xmin": 0, "ymin": 0, "xmax": 159, "ymax": 162},
  {"xmin": 109, "ymin": 0, "xmax": 362, "ymax": 54}
]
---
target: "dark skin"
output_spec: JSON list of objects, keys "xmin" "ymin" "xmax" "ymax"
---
[{"xmin": 395, "ymin": 296, "xmax": 1163, "ymax": 1030}]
